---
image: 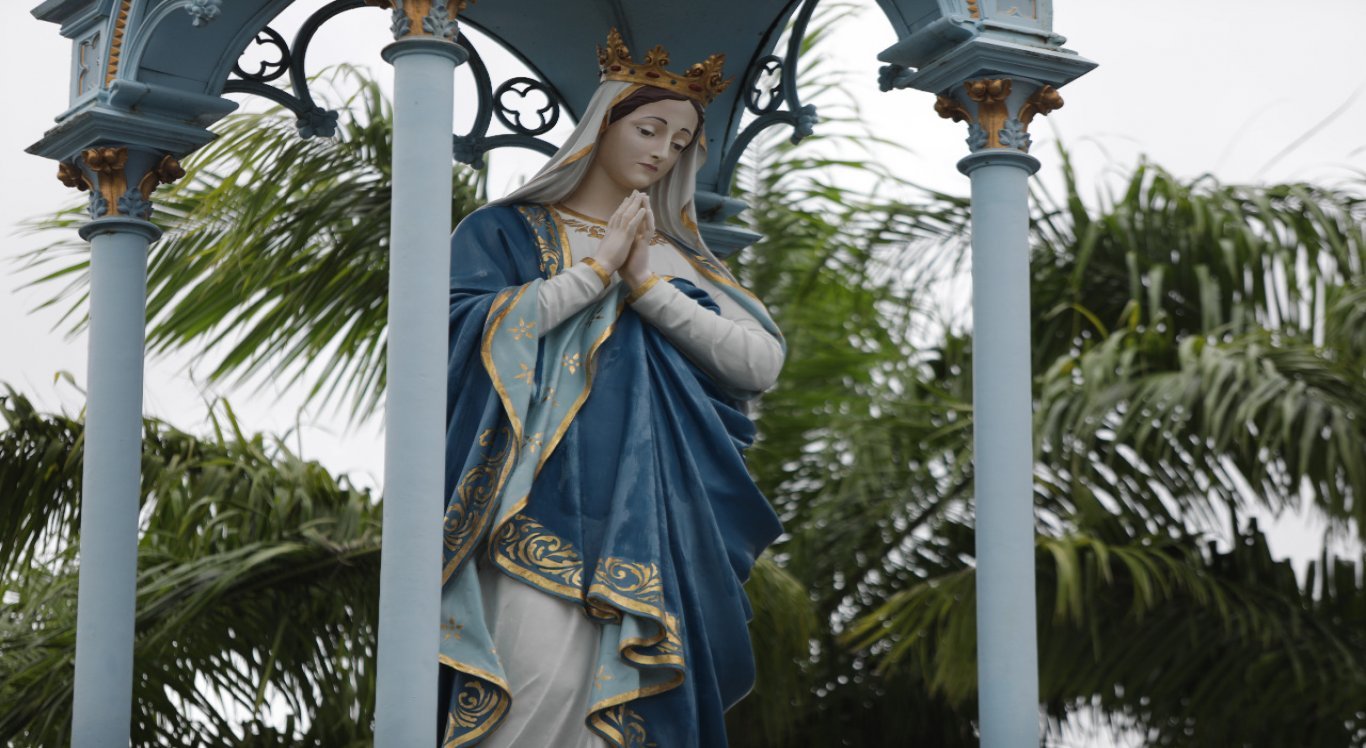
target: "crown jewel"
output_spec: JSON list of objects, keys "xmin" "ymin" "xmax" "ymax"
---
[{"xmin": 597, "ymin": 27, "xmax": 731, "ymax": 106}]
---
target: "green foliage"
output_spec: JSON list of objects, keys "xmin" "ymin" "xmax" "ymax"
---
[{"xmin": 0, "ymin": 391, "xmax": 380, "ymax": 746}]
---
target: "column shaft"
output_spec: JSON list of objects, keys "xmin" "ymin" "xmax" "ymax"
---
[
  {"xmin": 961, "ymin": 150, "xmax": 1041, "ymax": 748},
  {"xmin": 71, "ymin": 219, "xmax": 157, "ymax": 748},
  {"xmin": 374, "ymin": 40, "xmax": 459, "ymax": 747}
]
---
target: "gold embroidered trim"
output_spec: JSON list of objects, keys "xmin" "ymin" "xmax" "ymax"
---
[
  {"xmin": 581, "ymin": 257, "xmax": 613, "ymax": 288},
  {"xmin": 518, "ymin": 204, "xmax": 569, "ymax": 277},
  {"xmin": 437, "ymin": 655, "xmax": 512, "ymax": 747},
  {"xmin": 591, "ymin": 704, "xmax": 659, "ymax": 748},
  {"xmin": 625, "ymin": 274, "xmax": 662, "ymax": 304},
  {"xmin": 554, "ymin": 204, "xmax": 670, "ymax": 246},
  {"xmin": 443, "ymin": 426, "xmax": 515, "ymax": 583},
  {"xmin": 480, "ymin": 285, "xmax": 531, "ymax": 442}
]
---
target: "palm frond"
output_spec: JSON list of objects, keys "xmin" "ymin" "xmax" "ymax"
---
[{"xmin": 20, "ymin": 67, "xmax": 485, "ymax": 421}]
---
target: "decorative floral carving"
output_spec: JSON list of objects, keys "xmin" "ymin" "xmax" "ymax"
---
[
  {"xmin": 186, "ymin": 0, "xmax": 222, "ymax": 27},
  {"xmin": 964, "ymin": 78, "xmax": 1012, "ymax": 151},
  {"xmin": 1018, "ymin": 84, "xmax": 1065, "ymax": 127},
  {"xmin": 999, "ymin": 117, "xmax": 1031, "ymax": 151},
  {"xmin": 83, "ymin": 146, "xmax": 129, "ymax": 218},
  {"xmin": 935, "ymin": 79, "xmax": 1063, "ymax": 153},
  {"xmin": 296, "ymin": 106, "xmax": 340, "ymax": 139},
  {"xmin": 934, "ymin": 94, "xmax": 971, "ymax": 123},
  {"xmin": 451, "ymin": 136, "xmax": 486, "ymax": 169},
  {"xmin": 791, "ymin": 103, "xmax": 819, "ymax": 144},
  {"xmin": 88, "ymin": 192, "xmax": 109, "ymax": 220},
  {"xmin": 878, "ymin": 63, "xmax": 914, "ymax": 92},
  {"xmin": 118, "ymin": 187, "xmax": 153, "ymax": 220},
  {"xmin": 61, "ymin": 149, "xmax": 183, "ymax": 220},
  {"xmin": 365, "ymin": 0, "xmax": 470, "ymax": 41},
  {"xmin": 966, "ymin": 122, "xmax": 989, "ymax": 152},
  {"xmin": 57, "ymin": 161, "xmax": 90, "ymax": 192},
  {"xmin": 423, "ymin": 1, "xmax": 458, "ymax": 40}
]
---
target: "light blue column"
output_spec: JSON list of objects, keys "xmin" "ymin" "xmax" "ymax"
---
[
  {"xmin": 374, "ymin": 36, "xmax": 467, "ymax": 747},
  {"xmin": 959, "ymin": 149, "xmax": 1042, "ymax": 747},
  {"xmin": 70, "ymin": 216, "xmax": 160, "ymax": 748}
]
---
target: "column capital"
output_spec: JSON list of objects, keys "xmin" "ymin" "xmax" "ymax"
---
[
  {"xmin": 365, "ymin": 0, "xmax": 473, "ymax": 42},
  {"xmin": 56, "ymin": 145, "xmax": 185, "ymax": 223},
  {"xmin": 932, "ymin": 78, "xmax": 1063, "ymax": 155}
]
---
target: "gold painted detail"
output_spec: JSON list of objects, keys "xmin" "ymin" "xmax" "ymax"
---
[
  {"xmin": 365, "ymin": 0, "xmax": 471, "ymax": 40},
  {"xmin": 517, "ymin": 204, "xmax": 567, "ymax": 278},
  {"xmin": 451, "ymin": 679, "xmax": 501, "ymax": 728},
  {"xmin": 561, "ymin": 353, "xmax": 582, "ymax": 374},
  {"xmin": 1018, "ymin": 84, "xmax": 1065, "ymax": 127},
  {"xmin": 625, "ymin": 274, "xmax": 662, "ymax": 305},
  {"xmin": 106, "ymin": 0, "xmax": 131, "ymax": 87},
  {"xmin": 57, "ymin": 161, "xmax": 91, "ymax": 193},
  {"xmin": 593, "ymin": 557, "xmax": 663, "ymax": 607},
  {"xmin": 582, "ymin": 256, "xmax": 613, "ymax": 288},
  {"xmin": 934, "ymin": 95, "xmax": 971, "ymax": 124},
  {"xmin": 593, "ymin": 665, "xmax": 614, "ymax": 691},
  {"xmin": 84, "ymin": 146, "xmax": 129, "ymax": 216},
  {"xmin": 966, "ymin": 0, "xmax": 981, "ymax": 19},
  {"xmin": 592, "ymin": 704, "xmax": 658, "ymax": 748},
  {"xmin": 937, "ymin": 79, "xmax": 1060, "ymax": 153},
  {"xmin": 964, "ymin": 78, "xmax": 1012, "ymax": 150},
  {"xmin": 59, "ymin": 150, "xmax": 184, "ymax": 219},
  {"xmin": 522, "ymin": 432, "xmax": 543, "ymax": 454},
  {"xmin": 494, "ymin": 512, "xmax": 586, "ymax": 594},
  {"xmin": 139, "ymin": 155, "xmax": 186, "ymax": 201},
  {"xmin": 553, "ymin": 205, "xmax": 671, "ymax": 247},
  {"xmin": 513, "ymin": 362, "xmax": 535, "ymax": 386},
  {"xmin": 598, "ymin": 27, "xmax": 731, "ymax": 106},
  {"xmin": 510, "ymin": 317, "xmax": 536, "ymax": 341},
  {"xmin": 443, "ymin": 426, "xmax": 514, "ymax": 582}
]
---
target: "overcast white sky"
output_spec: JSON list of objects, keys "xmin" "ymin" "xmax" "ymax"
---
[{"xmin": 1, "ymin": 3, "xmax": 1363, "ymax": 739}]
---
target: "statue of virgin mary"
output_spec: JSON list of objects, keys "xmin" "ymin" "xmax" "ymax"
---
[{"xmin": 438, "ymin": 28, "xmax": 786, "ymax": 747}]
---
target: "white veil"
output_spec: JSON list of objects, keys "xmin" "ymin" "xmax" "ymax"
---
[{"xmin": 491, "ymin": 80, "xmax": 735, "ymax": 280}]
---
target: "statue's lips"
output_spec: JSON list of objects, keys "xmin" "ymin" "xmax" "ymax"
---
[{"xmin": 638, "ymin": 162, "xmax": 659, "ymax": 173}]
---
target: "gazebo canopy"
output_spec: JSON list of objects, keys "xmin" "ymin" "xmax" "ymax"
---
[{"xmin": 30, "ymin": 0, "xmax": 1092, "ymax": 209}]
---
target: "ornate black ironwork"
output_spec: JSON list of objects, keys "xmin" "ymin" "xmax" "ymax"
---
[
  {"xmin": 715, "ymin": 0, "xmax": 822, "ymax": 194},
  {"xmin": 221, "ymin": 0, "xmax": 369, "ymax": 139},
  {"xmin": 744, "ymin": 55, "xmax": 785, "ymax": 115},
  {"xmin": 231, "ymin": 27, "xmax": 290, "ymax": 82},
  {"xmin": 451, "ymin": 33, "xmax": 564, "ymax": 169},
  {"xmin": 492, "ymin": 77, "xmax": 559, "ymax": 136}
]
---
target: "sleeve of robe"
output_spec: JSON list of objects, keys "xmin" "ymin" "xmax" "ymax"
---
[{"xmin": 627, "ymin": 279, "xmax": 785, "ymax": 392}]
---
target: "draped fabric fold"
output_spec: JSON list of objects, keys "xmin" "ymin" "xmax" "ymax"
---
[{"xmin": 439, "ymin": 203, "xmax": 783, "ymax": 747}]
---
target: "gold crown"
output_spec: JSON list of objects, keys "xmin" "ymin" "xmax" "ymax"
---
[{"xmin": 597, "ymin": 27, "xmax": 731, "ymax": 106}]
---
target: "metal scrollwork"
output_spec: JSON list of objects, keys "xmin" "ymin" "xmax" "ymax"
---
[
  {"xmin": 231, "ymin": 27, "xmax": 291, "ymax": 82},
  {"xmin": 715, "ymin": 0, "xmax": 822, "ymax": 193},
  {"xmin": 451, "ymin": 33, "xmax": 564, "ymax": 169},
  {"xmin": 222, "ymin": 0, "xmax": 369, "ymax": 138},
  {"xmin": 493, "ymin": 77, "xmax": 559, "ymax": 137},
  {"xmin": 744, "ymin": 55, "xmax": 784, "ymax": 115}
]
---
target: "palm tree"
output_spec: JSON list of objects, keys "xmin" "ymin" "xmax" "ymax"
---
[
  {"xmin": 8, "ymin": 15, "xmax": 1366, "ymax": 748},
  {"xmin": 0, "ymin": 390, "xmax": 382, "ymax": 746}
]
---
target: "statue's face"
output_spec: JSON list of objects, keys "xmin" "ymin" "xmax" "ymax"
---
[{"xmin": 596, "ymin": 97, "xmax": 700, "ymax": 191}]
